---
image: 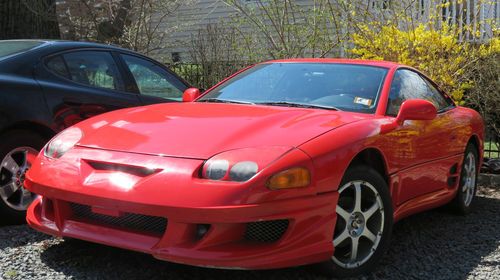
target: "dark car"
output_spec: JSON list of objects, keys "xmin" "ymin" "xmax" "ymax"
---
[{"xmin": 0, "ymin": 40, "xmax": 190, "ymax": 224}]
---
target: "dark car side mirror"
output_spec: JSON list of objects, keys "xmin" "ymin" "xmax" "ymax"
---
[
  {"xmin": 182, "ymin": 88, "xmax": 201, "ymax": 102},
  {"xmin": 381, "ymin": 99, "xmax": 437, "ymax": 133},
  {"xmin": 395, "ymin": 99, "xmax": 437, "ymax": 124}
]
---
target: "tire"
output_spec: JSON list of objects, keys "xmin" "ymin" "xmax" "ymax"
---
[
  {"xmin": 450, "ymin": 143, "xmax": 479, "ymax": 215},
  {"xmin": 0, "ymin": 130, "xmax": 47, "ymax": 225},
  {"xmin": 314, "ymin": 165, "xmax": 393, "ymax": 278}
]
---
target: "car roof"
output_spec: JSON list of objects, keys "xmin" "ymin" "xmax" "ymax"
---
[
  {"xmin": 41, "ymin": 40, "xmax": 132, "ymax": 52},
  {"xmin": 262, "ymin": 58, "xmax": 401, "ymax": 68},
  {"xmin": 0, "ymin": 39, "xmax": 135, "ymax": 53}
]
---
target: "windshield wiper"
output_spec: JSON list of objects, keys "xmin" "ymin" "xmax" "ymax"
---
[
  {"xmin": 197, "ymin": 98, "xmax": 255, "ymax": 105},
  {"xmin": 256, "ymin": 101, "xmax": 340, "ymax": 111}
]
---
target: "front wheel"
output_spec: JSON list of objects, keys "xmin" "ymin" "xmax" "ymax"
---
[{"xmin": 316, "ymin": 165, "xmax": 393, "ymax": 278}]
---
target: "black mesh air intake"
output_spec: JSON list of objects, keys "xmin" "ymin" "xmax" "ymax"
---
[
  {"xmin": 244, "ymin": 219, "xmax": 289, "ymax": 243},
  {"xmin": 70, "ymin": 203, "xmax": 167, "ymax": 236}
]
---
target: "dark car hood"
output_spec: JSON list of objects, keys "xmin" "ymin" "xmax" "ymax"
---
[{"xmin": 76, "ymin": 102, "xmax": 369, "ymax": 159}]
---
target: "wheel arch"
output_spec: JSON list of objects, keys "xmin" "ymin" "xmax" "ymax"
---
[
  {"xmin": 467, "ymin": 134, "xmax": 481, "ymax": 153},
  {"xmin": 0, "ymin": 121, "xmax": 56, "ymax": 141},
  {"xmin": 346, "ymin": 148, "xmax": 389, "ymax": 185}
]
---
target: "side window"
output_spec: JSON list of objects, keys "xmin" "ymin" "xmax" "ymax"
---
[
  {"xmin": 386, "ymin": 69, "xmax": 451, "ymax": 116},
  {"xmin": 387, "ymin": 69, "xmax": 427, "ymax": 116},
  {"xmin": 46, "ymin": 55, "xmax": 70, "ymax": 79},
  {"xmin": 422, "ymin": 77, "xmax": 454, "ymax": 111},
  {"xmin": 121, "ymin": 54, "xmax": 185, "ymax": 100},
  {"xmin": 62, "ymin": 51, "xmax": 124, "ymax": 91}
]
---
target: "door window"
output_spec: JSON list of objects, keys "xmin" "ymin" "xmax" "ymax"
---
[
  {"xmin": 422, "ymin": 77, "xmax": 454, "ymax": 111},
  {"xmin": 386, "ymin": 69, "xmax": 452, "ymax": 116},
  {"xmin": 46, "ymin": 55, "xmax": 70, "ymax": 79},
  {"xmin": 121, "ymin": 54, "xmax": 184, "ymax": 100},
  {"xmin": 60, "ymin": 51, "xmax": 124, "ymax": 91}
]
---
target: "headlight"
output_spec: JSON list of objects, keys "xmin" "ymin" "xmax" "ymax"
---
[
  {"xmin": 201, "ymin": 147, "xmax": 291, "ymax": 182},
  {"xmin": 229, "ymin": 161, "xmax": 259, "ymax": 182},
  {"xmin": 204, "ymin": 159, "xmax": 230, "ymax": 180},
  {"xmin": 44, "ymin": 127, "xmax": 82, "ymax": 159},
  {"xmin": 203, "ymin": 159, "xmax": 259, "ymax": 182}
]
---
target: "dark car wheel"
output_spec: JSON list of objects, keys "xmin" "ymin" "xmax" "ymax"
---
[
  {"xmin": 450, "ymin": 143, "xmax": 479, "ymax": 215},
  {"xmin": 315, "ymin": 165, "xmax": 393, "ymax": 278},
  {"xmin": 0, "ymin": 130, "xmax": 46, "ymax": 224}
]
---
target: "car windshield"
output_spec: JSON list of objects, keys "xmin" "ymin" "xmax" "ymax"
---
[
  {"xmin": 0, "ymin": 40, "xmax": 45, "ymax": 60},
  {"xmin": 198, "ymin": 63, "xmax": 388, "ymax": 113}
]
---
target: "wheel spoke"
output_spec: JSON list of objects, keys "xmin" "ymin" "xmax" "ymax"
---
[
  {"xmin": 350, "ymin": 237, "xmax": 359, "ymax": 261},
  {"xmin": 0, "ymin": 182, "xmax": 20, "ymax": 199},
  {"xmin": 333, "ymin": 229, "xmax": 350, "ymax": 246},
  {"xmin": 19, "ymin": 189, "xmax": 32, "ymax": 207},
  {"xmin": 363, "ymin": 201, "xmax": 379, "ymax": 220},
  {"xmin": 336, "ymin": 205, "xmax": 351, "ymax": 221},
  {"xmin": 468, "ymin": 155, "xmax": 474, "ymax": 171},
  {"xmin": 353, "ymin": 182, "xmax": 362, "ymax": 212},
  {"xmin": 363, "ymin": 228, "xmax": 377, "ymax": 243},
  {"xmin": 462, "ymin": 180, "xmax": 469, "ymax": 192},
  {"xmin": 2, "ymin": 155, "xmax": 20, "ymax": 174}
]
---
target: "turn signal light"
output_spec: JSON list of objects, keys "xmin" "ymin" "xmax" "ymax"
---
[{"xmin": 267, "ymin": 168, "xmax": 310, "ymax": 190}]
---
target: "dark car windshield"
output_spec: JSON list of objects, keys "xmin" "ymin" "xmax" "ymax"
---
[
  {"xmin": 198, "ymin": 63, "xmax": 388, "ymax": 113},
  {"xmin": 0, "ymin": 40, "xmax": 45, "ymax": 60}
]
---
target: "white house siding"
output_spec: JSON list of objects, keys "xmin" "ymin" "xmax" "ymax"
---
[
  {"xmin": 156, "ymin": 0, "xmax": 317, "ymax": 62},
  {"xmin": 156, "ymin": 0, "xmax": 499, "ymax": 62}
]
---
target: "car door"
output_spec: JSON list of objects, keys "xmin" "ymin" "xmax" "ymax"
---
[
  {"xmin": 384, "ymin": 69, "xmax": 457, "ymax": 204},
  {"xmin": 36, "ymin": 49, "xmax": 142, "ymax": 131},
  {"xmin": 118, "ymin": 53, "xmax": 188, "ymax": 105}
]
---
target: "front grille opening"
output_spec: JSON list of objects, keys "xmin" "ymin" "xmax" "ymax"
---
[
  {"xmin": 86, "ymin": 161, "xmax": 160, "ymax": 177},
  {"xmin": 70, "ymin": 203, "xmax": 167, "ymax": 236},
  {"xmin": 244, "ymin": 220, "xmax": 289, "ymax": 243}
]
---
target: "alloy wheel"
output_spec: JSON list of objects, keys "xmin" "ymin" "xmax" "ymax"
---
[
  {"xmin": 0, "ymin": 147, "xmax": 38, "ymax": 211},
  {"xmin": 462, "ymin": 152, "xmax": 476, "ymax": 207},
  {"xmin": 332, "ymin": 180, "xmax": 385, "ymax": 269}
]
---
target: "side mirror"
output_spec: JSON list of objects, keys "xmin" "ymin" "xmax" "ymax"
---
[
  {"xmin": 182, "ymin": 88, "xmax": 201, "ymax": 102},
  {"xmin": 381, "ymin": 99, "xmax": 437, "ymax": 133},
  {"xmin": 395, "ymin": 99, "xmax": 437, "ymax": 124}
]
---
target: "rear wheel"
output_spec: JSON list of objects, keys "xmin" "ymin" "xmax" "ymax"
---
[
  {"xmin": 450, "ymin": 143, "xmax": 479, "ymax": 215},
  {"xmin": 316, "ymin": 165, "xmax": 393, "ymax": 278},
  {"xmin": 0, "ymin": 130, "xmax": 46, "ymax": 224}
]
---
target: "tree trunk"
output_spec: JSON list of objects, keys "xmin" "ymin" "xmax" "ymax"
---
[{"xmin": 0, "ymin": 0, "xmax": 60, "ymax": 39}]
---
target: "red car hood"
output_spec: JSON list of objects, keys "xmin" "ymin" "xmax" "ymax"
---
[{"xmin": 76, "ymin": 102, "xmax": 368, "ymax": 159}]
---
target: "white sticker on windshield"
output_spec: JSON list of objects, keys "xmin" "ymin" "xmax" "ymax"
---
[{"xmin": 354, "ymin": 97, "xmax": 373, "ymax": 106}]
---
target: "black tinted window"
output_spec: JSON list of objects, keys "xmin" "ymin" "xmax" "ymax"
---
[
  {"xmin": 121, "ymin": 54, "xmax": 185, "ymax": 100},
  {"xmin": 46, "ymin": 55, "xmax": 70, "ymax": 78},
  {"xmin": 387, "ymin": 69, "xmax": 451, "ymax": 116},
  {"xmin": 63, "ymin": 51, "xmax": 123, "ymax": 91}
]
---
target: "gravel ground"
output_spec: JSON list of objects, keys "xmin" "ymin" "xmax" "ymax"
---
[{"xmin": 1, "ymin": 186, "xmax": 499, "ymax": 280}]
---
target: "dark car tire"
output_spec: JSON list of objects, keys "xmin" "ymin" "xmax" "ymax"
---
[
  {"xmin": 0, "ymin": 130, "xmax": 47, "ymax": 225},
  {"xmin": 314, "ymin": 165, "xmax": 393, "ymax": 278},
  {"xmin": 450, "ymin": 143, "xmax": 479, "ymax": 215}
]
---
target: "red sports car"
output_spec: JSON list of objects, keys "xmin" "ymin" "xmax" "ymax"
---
[{"xmin": 25, "ymin": 59, "xmax": 483, "ymax": 277}]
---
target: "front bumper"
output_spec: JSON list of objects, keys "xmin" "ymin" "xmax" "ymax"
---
[
  {"xmin": 25, "ymin": 147, "xmax": 338, "ymax": 269},
  {"xmin": 27, "ymin": 191, "xmax": 337, "ymax": 269}
]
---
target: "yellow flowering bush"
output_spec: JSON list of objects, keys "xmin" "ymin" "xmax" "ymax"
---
[{"xmin": 350, "ymin": 23, "xmax": 499, "ymax": 104}]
